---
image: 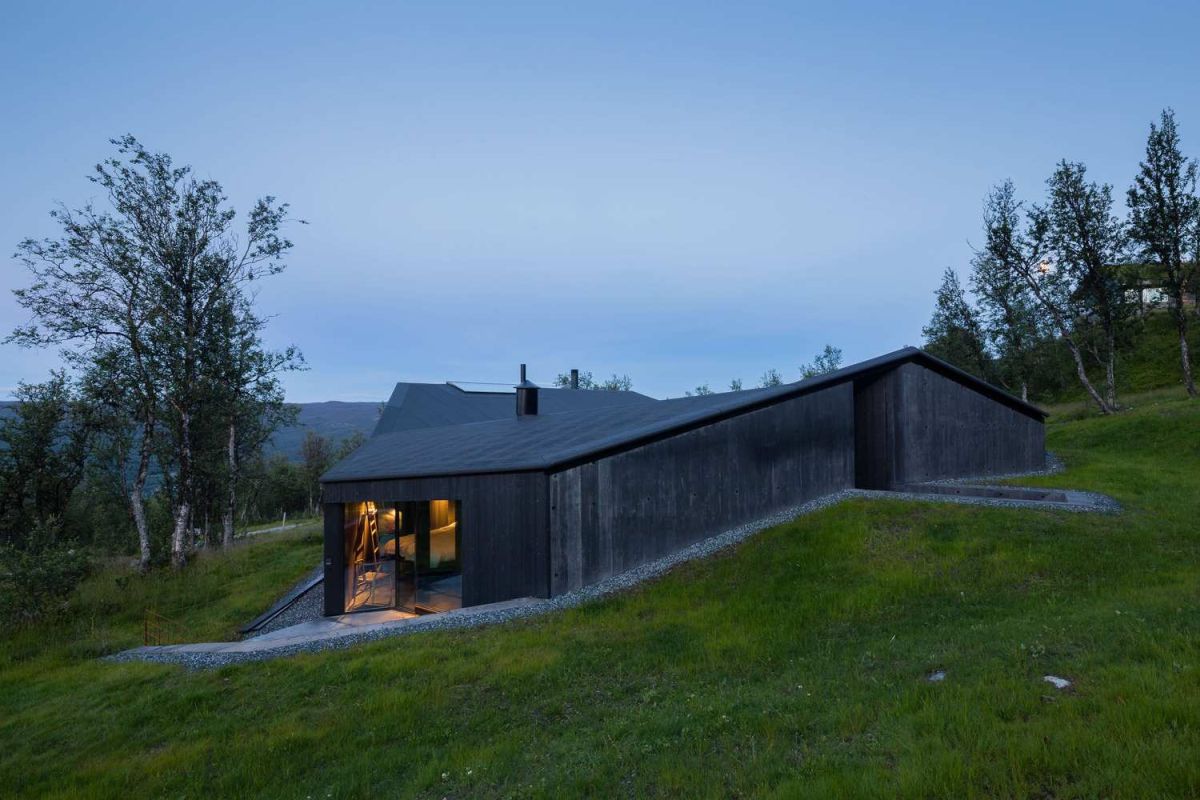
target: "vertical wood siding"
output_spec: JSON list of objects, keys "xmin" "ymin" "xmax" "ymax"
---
[
  {"xmin": 322, "ymin": 502, "xmax": 346, "ymax": 615},
  {"xmin": 548, "ymin": 383, "xmax": 856, "ymax": 595},
  {"xmin": 853, "ymin": 371, "xmax": 900, "ymax": 489},
  {"xmin": 891, "ymin": 362, "xmax": 1045, "ymax": 483}
]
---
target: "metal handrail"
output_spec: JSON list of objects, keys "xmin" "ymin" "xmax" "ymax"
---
[{"xmin": 143, "ymin": 609, "xmax": 184, "ymax": 646}]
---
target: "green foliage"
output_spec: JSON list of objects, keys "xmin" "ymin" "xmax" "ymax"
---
[
  {"xmin": 0, "ymin": 524, "xmax": 90, "ymax": 629},
  {"xmin": 0, "ymin": 373, "xmax": 95, "ymax": 549},
  {"xmin": 800, "ymin": 344, "xmax": 844, "ymax": 379},
  {"xmin": 970, "ymin": 181, "xmax": 1046, "ymax": 398},
  {"xmin": 922, "ymin": 268, "xmax": 991, "ymax": 377},
  {"xmin": 1127, "ymin": 108, "xmax": 1200, "ymax": 395},
  {"xmin": 759, "ymin": 368, "xmax": 782, "ymax": 387},
  {"xmin": 553, "ymin": 370, "xmax": 635, "ymax": 391},
  {"xmin": 8, "ymin": 135, "xmax": 303, "ymax": 568}
]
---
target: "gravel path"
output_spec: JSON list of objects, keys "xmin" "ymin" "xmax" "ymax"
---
[
  {"xmin": 108, "ymin": 465, "xmax": 1118, "ymax": 669},
  {"xmin": 245, "ymin": 567, "xmax": 325, "ymax": 638}
]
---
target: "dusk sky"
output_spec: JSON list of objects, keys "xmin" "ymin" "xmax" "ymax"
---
[{"xmin": 2, "ymin": 1, "xmax": 1197, "ymax": 401}]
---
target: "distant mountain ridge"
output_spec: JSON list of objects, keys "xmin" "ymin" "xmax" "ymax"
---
[
  {"xmin": 1, "ymin": 399, "xmax": 380, "ymax": 463},
  {"xmin": 267, "ymin": 401, "xmax": 381, "ymax": 461}
]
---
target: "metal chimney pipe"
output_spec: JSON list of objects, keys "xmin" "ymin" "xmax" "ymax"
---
[
  {"xmin": 570, "ymin": 368, "xmax": 579, "ymax": 390},
  {"xmin": 516, "ymin": 363, "xmax": 539, "ymax": 416}
]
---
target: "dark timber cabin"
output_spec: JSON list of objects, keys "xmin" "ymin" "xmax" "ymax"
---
[{"xmin": 319, "ymin": 348, "xmax": 1046, "ymax": 616}]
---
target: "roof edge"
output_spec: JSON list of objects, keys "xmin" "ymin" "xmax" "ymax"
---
[{"xmin": 322, "ymin": 347, "xmax": 1045, "ymax": 484}]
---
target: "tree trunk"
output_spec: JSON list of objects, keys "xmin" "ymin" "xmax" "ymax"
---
[
  {"xmin": 1020, "ymin": 381, "xmax": 1028, "ymax": 403},
  {"xmin": 222, "ymin": 419, "xmax": 237, "ymax": 548},
  {"xmin": 1104, "ymin": 331, "xmax": 1118, "ymax": 411},
  {"xmin": 131, "ymin": 415, "xmax": 154, "ymax": 573},
  {"xmin": 170, "ymin": 501, "xmax": 190, "ymax": 569},
  {"xmin": 1178, "ymin": 314, "xmax": 1197, "ymax": 397},
  {"xmin": 170, "ymin": 410, "xmax": 192, "ymax": 569},
  {"xmin": 1066, "ymin": 336, "xmax": 1113, "ymax": 414},
  {"xmin": 1016, "ymin": 268, "xmax": 1112, "ymax": 415}
]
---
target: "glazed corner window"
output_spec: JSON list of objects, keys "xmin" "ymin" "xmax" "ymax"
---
[
  {"xmin": 343, "ymin": 500, "xmax": 462, "ymax": 614},
  {"xmin": 343, "ymin": 501, "xmax": 397, "ymax": 612}
]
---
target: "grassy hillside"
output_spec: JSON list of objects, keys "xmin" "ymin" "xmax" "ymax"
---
[
  {"xmin": 1046, "ymin": 310, "xmax": 1200, "ymax": 410},
  {"xmin": 1, "ymin": 392, "xmax": 1199, "ymax": 797}
]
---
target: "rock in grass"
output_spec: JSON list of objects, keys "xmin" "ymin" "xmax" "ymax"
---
[
  {"xmin": 1043, "ymin": 675, "xmax": 1071, "ymax": 689},
  {"xmin": 927, "ymin": 670, "xmax": 946, "ymax": 682}
]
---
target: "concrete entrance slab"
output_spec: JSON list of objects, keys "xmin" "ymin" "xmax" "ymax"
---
[{"xmin": 116, "ymin": 598, "xmax": 538, "ymax": 664}]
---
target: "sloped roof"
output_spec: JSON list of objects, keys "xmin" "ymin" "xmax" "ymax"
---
[
  {"xmin": 322, "ymin": 348, "xmax": 1045, "ymax": 483},
  {"xmin": 373, "ymin": 382, "xmax": 655, "ymax": 436}
]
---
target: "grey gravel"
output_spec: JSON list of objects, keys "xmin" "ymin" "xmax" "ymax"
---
[
  {"xmin": 108, "ymin": 460, "xmax": 1118, "ymax": 669},
  {"xmin": 246, "ymin": 574, "xmax": 325, "ymax": 638}
]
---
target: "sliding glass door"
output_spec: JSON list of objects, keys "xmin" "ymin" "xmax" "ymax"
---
[
  {"xmin": 343, "ymin": 501, "xmax": 396, "ymax": 612},
  {"xmin": 343, "ymin": 500, "xmax": 462, "ymax": 614}
]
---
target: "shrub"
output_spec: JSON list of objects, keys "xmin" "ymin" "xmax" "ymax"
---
[{"xmin": 0, "ymin": 520, "xmax": 92, "ymax": 629}]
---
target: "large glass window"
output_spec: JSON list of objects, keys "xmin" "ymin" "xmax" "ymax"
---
[
  {"xmin": 343, "ymin": 499, "xmax": 462, "ymax": 614},
  {"xmin": 416, "ymin": 499, "xmax": 462, "ymax": 613},
  {"xmin": 344, "ymin": 501, "xmax": 396, "ymax": 612}
]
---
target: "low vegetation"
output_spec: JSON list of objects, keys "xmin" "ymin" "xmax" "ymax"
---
[{"xmin": 0, "ymin": 390, "xmax": 1197, "ymax": 798}]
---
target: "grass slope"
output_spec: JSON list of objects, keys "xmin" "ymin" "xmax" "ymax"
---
[
  {"xmin": 1047, "ymin": 310, "xmax": 1200, "ymax": 410},
  {"xmin": 1, "ymin": 396, "xmax": 1199, "ymax": 798}
]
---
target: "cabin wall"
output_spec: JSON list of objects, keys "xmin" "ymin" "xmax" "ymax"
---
[
  {"xmin": 853, "ymin": 371, "xmax": 899, "ymax": 490},
  {"xmin": 890, "ymin": 362, "xmax": 1045, "ymax": 483},
  {"xmin": 548, "ymin": 382, "xmax": 855, "ymax": 595},
  {"xmin": 321, "ymin": 471, "xmax": 547, "ymax": 611},
  {"xmin": 853, "ymin": 362, "xmax": 1045, "ymax": 488}
]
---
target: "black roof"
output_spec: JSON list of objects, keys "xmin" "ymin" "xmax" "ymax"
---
[
  {"xmin": 373, "ymin": 382, "xmax": 655, "ymax": 436},
  {"xmin": 322, "ymin": 348, "xmax": 1046, "ymax": 483}
]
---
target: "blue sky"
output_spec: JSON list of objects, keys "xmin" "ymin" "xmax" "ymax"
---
[{"xmin": 2, "ymin": 1, "xmax": 1197, "ymax": 401}]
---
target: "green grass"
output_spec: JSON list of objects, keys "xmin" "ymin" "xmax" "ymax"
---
[
  {"xmin": 2, "ymin": 397, "xmax": 1199, "ymax": 798},
  {"xmin": 0, "ymin": 522, "xmax": 323, "ymax": 664},
  {"xmin": 1046, "ymin": 310, "xmax": 1199, "ymax": 410}
]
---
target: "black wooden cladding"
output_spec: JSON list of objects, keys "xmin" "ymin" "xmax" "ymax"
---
[
  {"xmin": 853, "ymin": 371, "xmax": 898, "ymax": 490},
  {"xmin": 322, "ymin": 472, "xmax": 548, "ymax": 609},
  {"xmin": 323, "ymin": 503, "xmax": 346, "ymax": 616},
  {"xmin": 854, "ymin": 363, "xmax": 1044, "ymax": 488},
  {"xmin": 548, "ymin": 383, "xmax": 855, "ymax": 595},
  {"xmin": 320, "ymin": 360, "xmax": 1046, "ymax": 613},
  {"xmin": 890, "ymin": 362, "xmax": 1044, "ymax": 482}
]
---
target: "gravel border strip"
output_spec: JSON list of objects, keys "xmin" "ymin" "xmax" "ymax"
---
[
  {"xmin": 108, "ymin": 467, "xmax": 1116, "ymax": 670},
  {"xmin": 245, "ymin": 575, "xmax": 325, "ymax": 638}
]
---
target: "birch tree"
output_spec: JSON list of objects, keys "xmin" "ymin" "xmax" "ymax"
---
[
  {"xmin": 206, "ymin": 296, "xmax": 300, "ymax": 548},
  {"xmin": 9, "ymin": 135, "xmax": 299, "ymax": 568},
  {"xmin": 103, "ymin": 136, "xmax": 295, "ymax": 567},
  {"xmin": 1127, "ymin": 109, "xmax": 1199, "ymax": 397},
  {"xmin": 9, "ymin": 159, "xmax": 163, "ymax": 570},
  {"xmin": 980, "ymin": 180, "xmax": 1116, "ymax": 414},
  {"xmin": 1041, "ymin": 161, "xmax": 1132, "ymax": 410},
  {"xmin": 970, "ymin": 206, "xmax": 1042, "ymax": 401}
]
